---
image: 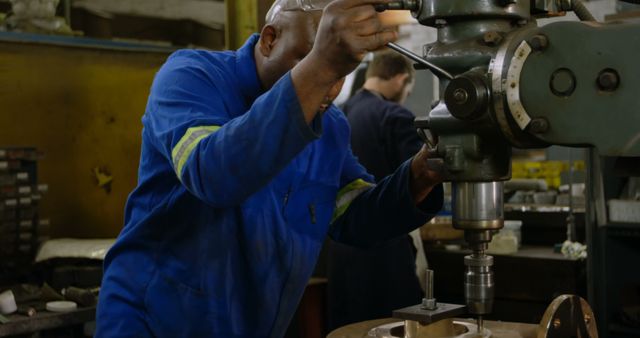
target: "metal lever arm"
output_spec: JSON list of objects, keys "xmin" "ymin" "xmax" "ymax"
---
[
  {"xmin": 386, "ymin": 42, "xmax": 454, "ymax": 80},
  {"xmin": 374, "ymin": 0, "xmax": 419, "ymax": 11}
]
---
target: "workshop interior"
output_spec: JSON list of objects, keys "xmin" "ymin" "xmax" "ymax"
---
[{"xmin": 0, "ymin": 0, "xmax": 639, "ymax": 337}]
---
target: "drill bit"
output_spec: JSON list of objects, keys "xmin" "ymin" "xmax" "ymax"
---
[{"xmin": 477, "ymin": 316, "xmax": 484, "ymax": 333}]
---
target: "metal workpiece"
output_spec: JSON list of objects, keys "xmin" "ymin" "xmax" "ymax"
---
[
  {"xmin": 421, "ymin": 269, "xmax": 437, "ymax": 310},
  {"xmin": 464, "ymin": 252, "xmax": 495, "ymax": 315},
  {"xmin": 452, "ymin": 182, "xmax": 504, "ymax": 230},
  {"xmin": 393, "ymin": 303, "xmax": 467, "ymax": 324}
]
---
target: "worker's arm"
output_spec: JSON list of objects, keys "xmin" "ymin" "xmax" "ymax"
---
[
  {"xmin": 145, "ymin": 55, "xmax": 321, "ymax": 207},
  {"xmin": 328, "ymin": 147, "xmax": 444, "ymax": 248},
  {"xmin": 291, "ymin": 0, "xmax": 397, "ymax": 123},
  {"xmin": 144, "ymin": 0, "xmax": 397, "ymax": 207}
]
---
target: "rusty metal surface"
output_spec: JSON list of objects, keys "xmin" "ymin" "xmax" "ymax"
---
[{"xmin": 0, "ymin": 38, "xmax": 169, "ymax": 238}]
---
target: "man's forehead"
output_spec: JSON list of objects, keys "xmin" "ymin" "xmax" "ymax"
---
[
  {"xmin": 286, "ymin": 11, "xmax": 321, "ymax": 52},
  {"xmin": 265, "ymin": 0, "xmax": 332, "ymax": 23},
  {"xmin": 266, "ymin": 4, "xmax": 321, "ymax": 47}
]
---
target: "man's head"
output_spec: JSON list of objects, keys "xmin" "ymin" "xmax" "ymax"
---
[
  {"xmin": 254, "ymin": 0, "xmax": 343, "ymax": 111},
  {"xmin": 364, "ymin": 51, "xmax": 415, "ymax": 104}
]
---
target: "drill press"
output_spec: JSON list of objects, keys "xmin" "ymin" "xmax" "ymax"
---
[
  {"xmin": 455, "ymin": 182, "xmax": 502, "ymax": 331},
  {"xmin": 377, "ymin": 0, "xmax": 640, "ymax": 333}
]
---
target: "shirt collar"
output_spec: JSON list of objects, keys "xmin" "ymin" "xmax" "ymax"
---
[
  {"xmin": 362, "ymin": 88, "xmax": 389, "ymax": 101},
  {"xmin": 235, "ymin": 34, "xmax": 264, "ymax": 104}
]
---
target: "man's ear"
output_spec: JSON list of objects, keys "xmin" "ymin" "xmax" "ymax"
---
[
  {"xmin": 394, "ymin": 73, "xmax": 410, "ymax": 87},
  {"xmin": 258, "ymin": 25, "xmax": 278, "ymax": 57}
]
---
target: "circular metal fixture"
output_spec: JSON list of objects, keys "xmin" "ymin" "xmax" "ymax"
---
[
  {"xmin": 550, "ymin": 68, "xmax": 576, "ymax": 97},
  {"xmin": 529, "ymin": 34, "xmax": 549, "ymax": 51},
  {"xmin": 444, "ymin": 75, "xmax": 489, "ymax": 120},
  {"xmin": 453, "ymin": 88, "xmax": 469, "ymax": 104},
  {"xmin": 596, "ymin": 68, "xmax": 620, "ymax": 91},
  {"xmin": 529, "ymin": 117, "xmax": 550, "ymax": 133}
]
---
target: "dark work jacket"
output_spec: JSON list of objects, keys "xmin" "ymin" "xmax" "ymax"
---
[
  {"xmin": 344, "ymin": 89, "xmax": 423, "ymax": 181},
  {"xmin": 327, "ymin": 89, "xmax": 428, "ymax": 330}
]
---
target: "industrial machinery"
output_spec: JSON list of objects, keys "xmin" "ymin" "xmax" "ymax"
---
[
  {"xmin": 371, "ymin": 0, "xmax": 640, "ymax": 335},
  {"xmin": 328, "ymin": 294, "xmax": 598, "ymax": 337}
]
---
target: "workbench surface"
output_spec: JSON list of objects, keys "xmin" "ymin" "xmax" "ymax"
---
[{"xmin": 0, "ymin": 307, "xmax": 95, "ymax": 337}]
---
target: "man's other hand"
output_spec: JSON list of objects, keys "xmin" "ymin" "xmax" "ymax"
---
[{"xmin": 409, "ymin": 145, "xmax": 445, "ymax": 205}]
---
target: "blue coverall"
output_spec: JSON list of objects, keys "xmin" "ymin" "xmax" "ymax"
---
[{"xmin": 95, "ymin": 35, "xmax": 443, "ymax": 338}]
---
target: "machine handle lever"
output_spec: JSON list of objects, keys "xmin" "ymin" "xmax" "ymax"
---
[
  {"xmin": 386, "ymin": 42, "xmax": 454, "ymax": 80},
  {"xmin": 374, "ymin": 1, "xmax": 420, "ymax": 11}
]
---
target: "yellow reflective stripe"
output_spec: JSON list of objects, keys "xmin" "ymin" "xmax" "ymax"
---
[
  {"xmin": 331, "ymin": 178, "xmax": 375, "ymax": 222},
  {"xmin": 171, "ymin": 125, "xmax": 221, "ymax": 179}
]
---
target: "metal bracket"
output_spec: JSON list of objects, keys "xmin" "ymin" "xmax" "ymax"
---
[
  {"xmin": 538, "ymin": 295, "xmax": 598, "ymax": 338},
  {"xmin": 393, "ymin": 303, "xmax": 467, "ymax": 324}
]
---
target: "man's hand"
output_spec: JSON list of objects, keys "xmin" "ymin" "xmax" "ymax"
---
[
  {"xmin": 291, "ymin": 0, "xmax": 397, "ymax": 123},
  {"xmin": 409, "ymin": 145, "xmax": 445, "ymax": 205},
  {"xmin": 308, "ymin": 0, "xmax": 398, "ymax": 82}
]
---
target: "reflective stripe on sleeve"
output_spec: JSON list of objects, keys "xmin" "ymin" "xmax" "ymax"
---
[
  {"xmin": 331, "ymin": 178, "xmax": 375, "ymax": 223},
  {"xmin": 171, "ymin": 125, "xmax": 221, "ymax": 179}
]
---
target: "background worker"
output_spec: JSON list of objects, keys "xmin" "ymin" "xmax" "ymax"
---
[{"xmin": 328, "ymin": 51, "xmax": 428, "ymax": 330}]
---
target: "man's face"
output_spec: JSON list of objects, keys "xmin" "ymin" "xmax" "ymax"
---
[
  {"xmin": 259, "ymin": 11, "xmax": 342, "ymax": 112},
  {"xmin": 259, "ymin": 11, "xmax": 321, "ymax": 89}
]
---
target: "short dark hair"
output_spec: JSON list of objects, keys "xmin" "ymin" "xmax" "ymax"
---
[{"xmin": 365, "ymin": 51, "xmax": 414, "ymax": 82}]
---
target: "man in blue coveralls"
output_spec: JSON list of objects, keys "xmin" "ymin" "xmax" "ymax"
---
[
  {"xmin": 328, "ymin": 51, "xmax": 427, "ymax": 330},
  {"xmin": 96, "ymin": 0, "xmax": 444, "ymax": 337}
]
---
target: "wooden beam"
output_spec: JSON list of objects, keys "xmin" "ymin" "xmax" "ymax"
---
[
  {"xmin": 73, "ymin": 0, "xmax": 225, "ymax": 29},
  {"xmin": 225, "ymin": 0, "xmax": 257, "ymax": 49},
  {"xmin": 225, "ymin": 0, "xmax": 273, "ymax": 49}
]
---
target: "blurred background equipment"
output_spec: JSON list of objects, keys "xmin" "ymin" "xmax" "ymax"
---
[
  {"xmin": 3, "ymin": 0, "xmax": 72, "ymax": 34},
  {"xmin": 0, "ymin": 147, "xmax": 49, "ymax": 284}
]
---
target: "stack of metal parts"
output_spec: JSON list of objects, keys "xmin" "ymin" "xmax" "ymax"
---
[{"xmin": 0, "ymin": 147, "xmax": 49, "ymax": 279}]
